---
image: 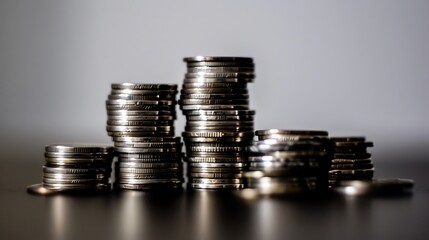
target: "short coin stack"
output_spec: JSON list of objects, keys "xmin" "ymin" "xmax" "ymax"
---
[
  {"xmin": 329, "ymin": 137, "xmax": 374, "ymax": 186},
  {"xmin": 106, "ymin": 83, "xmax": 184, "ymax": 190},
  {"xmin": 42, "ymin": 144, "xmax": 114, "ymax": 192},
  {"xmin": 246, "ymin": 130, "xmax": 331, "ymax": 195},
  {"xmin": 179, "ymin": 56, "xmax": 255, "ymax": 189}
]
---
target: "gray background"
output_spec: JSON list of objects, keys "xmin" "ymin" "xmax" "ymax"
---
[{"xmin": 1, "ymin": 0, "xmax": 428, "ymax": 175}]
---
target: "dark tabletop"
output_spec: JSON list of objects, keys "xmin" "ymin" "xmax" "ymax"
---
[{"xmin": 1, "ymin": 158, "xmax": 428, "ymax": 240}]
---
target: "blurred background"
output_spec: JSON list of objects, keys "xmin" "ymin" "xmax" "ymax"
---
[{"xmin": 1, "ymin": 0, "xmax": 428, "ymax": 186}]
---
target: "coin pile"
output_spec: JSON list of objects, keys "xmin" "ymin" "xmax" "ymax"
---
[
  {"xmin": 41, "ymin": 144, "xmax": 114, "ymax": 192},
  {"xmin": 329, "ymin": 137, "xmax": 374, "ymax": 186},
  {"xmin": 246, "ymin": 130, "xmax": 331, "ymax": 195},
  {"xmin": 179, "ymin": 56, "xmax": 255, "ymax": 189},
  {"xmin": 106, "ymin": 83, "xmax": 184, "ymax": 190}
]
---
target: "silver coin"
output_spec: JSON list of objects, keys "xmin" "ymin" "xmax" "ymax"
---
[
  {"xmin": 186, "ymin": 115, "xmax": 253, "ymax": 121},
  {"xmin": 249, "ymin": 141, "xmax": 325, "ymax": 153},
  {"xmin": 45, "ymin": 144, "xmax": 114, "ymax": 154},
  {"xmin": 189, "ymin": 167, "xmax": 245, "ymax": 173},
  {"xmin": 118, "ymin": 167, "xmax": 181, "ymax": 174},
  {"xmin": 181, "ymin": 88, "xmax": 248, "ymax": 94},
  {"xmin": 118, "ymin": 158, "xmax": 181, "ymax": 164},
  {"xmin": 42, "ymin": 178, "xmax": 105, "ymax": 184},
  {"xmin": 187, "ymin": 66, "xmax": 254, "ymax": 73},
  {"xmin": 111, "ymin": 83, "xmax": 177, "ymax": 90},
  {"xmin": 184, "ymin": 110, "xmax": 255, "ymax": 116},
  {"xmin": 117, "ymin": 178, "xmax": 183, "ymax": 184},
  {"xmin": 249, "ymin": 161, "xmax": 319, "ymax": 169},
  {"xmin": 255, "ymin": 129, "xmax": 329, "ymax": 137},
  {"xmin": 42, "ymin": 166, "xmax": 107, "ymax": 174},
  {"xmin": 331, "ymin": 163, "xmax": 374, "ymax": 169},
  {"xmin": 108, "ymin": 115, "xmax": 175, "ymax": 121},
  {"xmin": 106, "ymin": 125, "xmax": 173, "ymax": 132},
  {"xmin": 118, "ymin": 162, "xmax": 180, "ymax": 168},
  {"xmin": 107, "ymin": 120, "xmax": 174, "ymax": 126},
  {"xmin": 190, "ymin": 178, "xmax": 244, "ymax": 184},
  {"xmin": 185, "ymin": 120, "xmax": 253, "ymax": 126},
  {"xmin": 333, "ymin": 141, "xmax": 374, "ymax": 147},
  {"xmin": 329, "ymin": 168, "xmax": 375, "ymax": 175},
  {"xmin": 183, "ymin": 137, "xmax": 253, "ymax": 143},
  {"xmin": 180, "ymin": 94, "xmax": 249, "ymax": 100},
  {"xmin": 114, "ymin": 183, "xmax": 182, "ymax": 190},
  {"xmin": 27, "ymin": 183, "xmax": 64, "ymax": 195},
  {"xmin": 185, "ymin": 125, "xmax": 253, "ymax": 131},
  {"xmin": 330, "ymin": 137, "xmax": 366, "ymax": 142},
  {"xmin": 184, "ymin": 77, "xmax": 253, "ymax": 83},
  {"xmin": 332, "ymin": 178, "xmax": 414, "ymax": 196},
  {"xmin": 43, "ymin": 173, "xmax": 107, "ymax": 180},
  {"xmin": 185, "ymin": 156, "xmax": 248, "ymax": 163},
  {"xmin": 114, "ymin": 147, "xmax": 181, "ymax": 153},
  {"xmin": 108, "ymin": 93, "xmax": 176, "ymax": 100},
  {"xmin": 182, "ymin": 82, "xmax": 248, "ymax": 89},
  {"xmin": 110, "ymin": 89, "xmax": 177, "ymax": 95},
  {"xmin": 186, "ymin": 61, "xmax": 254, "ymax": 67},
  {"xmin": 107, "ymin": 110, "xmax": 176, "ymax": 116},
  {"xmin": 182, "ymin": 131, "xmax": 254, "ymax": 138},
  {"xmin": 42, "ymin": 183, "xmax": 110, "ymax": 190},
  {"xmin": 331, "ymin": 158, "xmax": 372, "ymax": 164},
  {"xmin": 112, "ymin": 136, "xmax": 181, "ymax": 142},
  {"xmin": 117, "ymin": 173, "xmax": 182, "ymax": 179},
  {"xmin": 44, "ymin": 151, "xmax": 114, "ymax": 159},
  {"xmin": 189, "ymin": 162, "xmax": 246, "ymax": 168},
  {"xmin": 188, "ymin": 183, "xmax": 244, "ymax": 189},
  {"xmin": 106, "ymin": 99, "xmax": 176, "ymax": 106},
  {"xmin": 118, "ymin": 152, "xmax": 182, "ymax": 159},
  {"xmin": 333, "ymin": 153, "xmax": 372, "ymax": 159},
  {"xmin": 187, "ymin": 146, "xmax": 246, "ymax": 153},
  {"xmin": 188, "ymin": 172, "xmax": 245, "ymax": 178},
  {"xmin": 255, "ymin": 151, "xmax": 328, "ymax": 159},
  {"xmin": 257, "ymin": 135, "xmax": 329, "ymax": 141},
  {"xmin": 107, "ymin": 131, "xmax": 174, "ymax": 137},
  {"xmin": 183, "ymin": 56, "xmax": 253, "ymax": 62},
  {"xmin": 186, "ymin": 142, "xmax": 248, "ymax": 148},
  {"xmin": 185, "ymin": 72, "xmax": 255, "ymax": 78},
  {"xmin": 106, "ymin": 104, "xmax": 176, "ymax": 111},
  {"xmin": 114, "ymin": 141, "xmax": 181, "ymax": 148},
  {"xmin": 180, "ymin": 99, "xmax": 249, "ymax": 106}
]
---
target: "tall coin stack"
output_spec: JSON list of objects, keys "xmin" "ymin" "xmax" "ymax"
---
[
  {"xmin": 329, "ymin": 137, "xmax": 374, "ymax": 186},
  {"xmin": 246, "ymin": 130, "xmax": 331, "ymax": 195},
  {"xmin": 179, "ymin": 56, "xmax": 255, "ymax": 190},
  {"xmin": 106, "ymin": 83, "xmax": 184, "ymax": 190},
  {"xmin": 43, "ymin": 144, "xmax": 114, "ymax": 192}
]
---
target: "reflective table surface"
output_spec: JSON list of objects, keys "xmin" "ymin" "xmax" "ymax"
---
[{"xmin": 1, "ymin": 159, "xmax": 428, "ymax": 240}]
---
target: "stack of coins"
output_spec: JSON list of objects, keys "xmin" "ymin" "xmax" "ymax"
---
[
  {"xmin": 106, "ymin": 83, "xmax": 184, "ymax": 190},
  {"xmin": 42, "ymin": 144, "xmax": 114, "ymax": 192},
  {"xmin": 246, "ymin": 130, "xmax": 331, "ymax": 195},
  {"xmin": 329, "ymin": 137, "xmax": 374, "ymax": 186},
  {"xmin": 179, "ymin": 56, "xmax": 255, "ymax": 190}
]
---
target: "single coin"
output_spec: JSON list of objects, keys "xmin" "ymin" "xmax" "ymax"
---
[
  {"xmin": 184, "ymin": 125, "xmax": 253, "ymax": 131},
  {"xmin": 182, "ymin": 82, "xmax": 248, "ymax": 88},
  {"xmin": 182, "ymin": 131, "xmax": 254, "ymax": 138},
  {"xmin": 330, "ymin": 137, "xmax": 366, "ymax": 142},
  {"xmin": 106, "ymin": 104, "xmax": 175, "ymax": 111},
  {"xmin": 108, "ymin": 115, "xmax": 175, "ymax": 121},
  {"xmin": 184, "ymin": 77, "xmax": 253, "ymax": 83},
  {"xmin": 112, "ymin": 136, "xmax": 181, "ymax": 142},
  {"xmin": 117, "ymin": 173, "xmax": 182, "ymax": 179},
  {"xmin": 114, "ymin": 141, "xmax": 181, "ymax": 148},
  {"xmin": 249, "ymin": 141, "xmax": 325, "ymax": 153},
  {"xmin": 183, "ymin": 56, "xmax": 253, "ymax": 62},
  {"xmin": 118, "ymin": 162, "xmax": 180, "ymax": 168},
  {"xmin": 117, "ymin": 178, "xmax": 183, "ymax": 184},
  {"xmin": 114, "ymin": 147, "xmax": 181, "ymax": 153},
  {"xmin": 44, "ymin": 151, "xmax": 114, "ymax": 159},
  {"xmin": 181, "ymin": 88, "xmax": 248, "ymax": 94},
  {"xmin": 42, "ymin": 183, "xmax": 110, "ymax": 190},
  {"xmin": 108, "ymin": 93, "xmax": 176, "ymax": 100},
  {"xmin": 107, "ymin": 109, "xmax": 176, "ymax": 116},
  {"xmin": 106, "ymin": 99, "xmax": 176, "ymax": 106},
  {"xmin": 106, "ymin": 125, "xmax": 173, "ymax": 132},
  {"xmin": 27, "ymin": 183, "xmax": 63, "ymax": 195},
  {"xmin": 186, "ymin": 120, "xmax": 253, "ymax": 126},
  {"xmin": 43, "ymin": 173, "xmax": 107, "ymax": 180},
  {"xmin": 118, "ymin": 152, "xmax": 182, "ymax": 159},
  {"xmin": 110, "ymin": 89, "xmax": 177, "ymax": 95},
  {"xmin": 333, "ymin": 147, "xmax": 370, "ymax": 153},
  {"xmin": 111, "ymin": 83, "xmax": 177, "ymax": 90},
  {"xmin": 185, "ymin": 156, "xmax": 248, "ymax": 163},
  {"xmin": 189, "ymin": 167, "xmax": 245, "ymax": 173},
  {"xmin": 107, "ymin": 120, "xmax": 174, "ymax": 126},
  {"xmin": 184, "ymin": 109, "xmax": 255, "ymax": 116},
  {"xmin": 183, "ymin": 137, "xmax": 253, "ymax": 143},
  {"xmin": 330, "ymin": 163, "xmax": 374, "ymax": 169},
  {"xmin": 187, "ymin": 66, "xmax": 254, "ymax": 73},
  {"xmin": 180, "ymin": 99, "xmax": 249, "ymax": 105},
  {"xmin": 118, "ymin": 167, "xmax": 181, "ymax": 174},
  {"xmin": 333, "ymin": 153, "xmax": 372, "ymax": 159},
  {"xmin": 107, "ymin": 131, "xmax": 174, "ymax": 137},
  {"xmin": 190, "ymin": 178, "xmax": 244, "ymax": 184},
  {"xmin": 45, "ymin": 144, "xmax": 114, "ymax": 154},
  {"xmin": 255, "ymin": 129, "xmax": 329, "ymax": 137},
  {"xmin": 188, "ymin": 183, "xmax": 244, "ymax": 189},
  {"xmin": 329, "ymin": 168, "xmax": 375, "ymax": 175},
  {"xmin": 332, "ymin": 178, "xmax": 414, "ymax": 196},
  {"xmin": 188, "ymin": 172, "xmax": 245, "ymax": 178},
  {"xmin": 186, "ymin": 115, "xmax": 253, "ymax": 122},
  {"xmin": 180, "ymin": 93, "xmax": 249, "ymax": 100},
  {"xmin": 331, "ymin": 158, "xmax": 372, "ymax": 164},
  {"xmin": 42, "ymin": 178, "xmax": 105, "ymax": 184},
  {"xmin": 333, "ymin": 141, "xmax": 374, "ymax": 147},
  {"xmin": 42, "ymin": 166, "xmax": 107, "ymax": 174},
  {"xmin": 187, "ymin": 61, "xmax": 254, "ymax": 67},
  {"xmin": 189, "ymin": 162, "xmax": 246, "ymax": 168},
  {"xmin": 187, "ymin": 146, "xmax": 247, "ymax": 152},
  {"xmin": 257, "ymin": 135, "xmax": 329, "ymax": 142}
]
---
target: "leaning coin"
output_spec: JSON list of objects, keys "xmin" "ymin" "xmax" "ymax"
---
[
  {"xmin": 332, "ymin": 178, "xmax": 414, "ymax": 196},
  {"xmin": 111, "ymin": 83, "xmax": 177, "ymax": 90},
  {"xmin": 27, "ymin": 183, "xmax": 63, "ymax": 195}
]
